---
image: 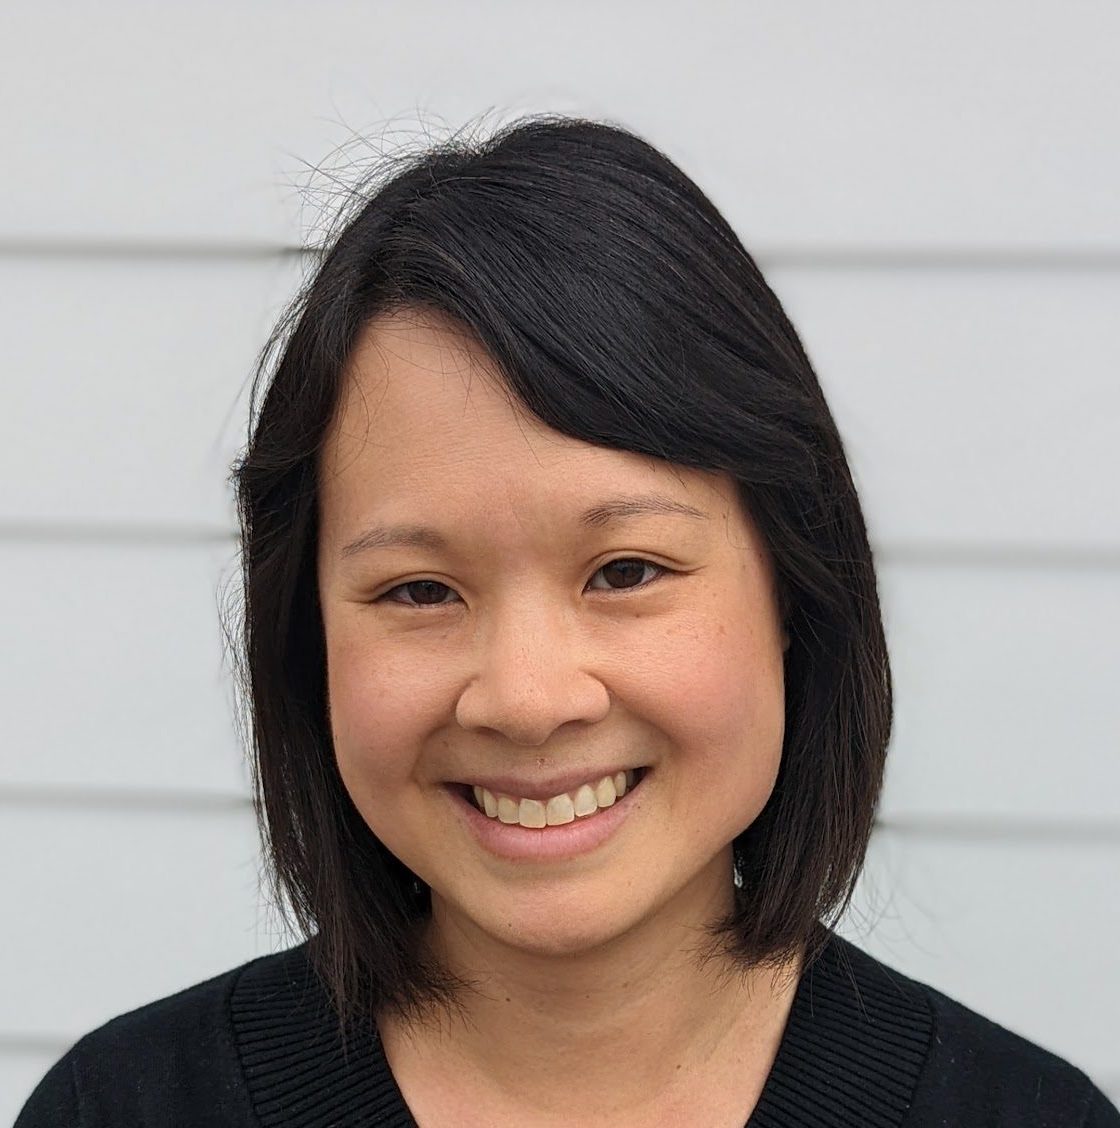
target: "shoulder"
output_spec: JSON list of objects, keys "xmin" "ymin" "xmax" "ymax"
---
[
  {"xmin": 828, "ymin": 937, "xmax": 1119, "ymax": 1127},
  {"xmin": 914, "ymin": 978, "xmax": 1118, "ymax": 1126},
  {"xmin": 15, "ymin": 945, "xmax": 310, "ymax": 1128}
]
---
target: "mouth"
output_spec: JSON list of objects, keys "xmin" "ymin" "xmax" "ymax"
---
[{"xmin": 452, "ymin": 766, "xmax": 649, "ymax": 830}]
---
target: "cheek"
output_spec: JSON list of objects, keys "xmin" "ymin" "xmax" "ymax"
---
[
  {"xmin": 648, "ymin": 601, "xmax": 786, "ymax": 808},
  {"xmin": 325, "ymin": 634, "xmax": 449, "ymax": 793},
  {"xmin": 324, "ymin": 638, "xmax": 457, "ymax": 876}
]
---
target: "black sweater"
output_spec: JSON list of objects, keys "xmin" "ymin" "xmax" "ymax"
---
[{"xmin": 15, "ymin": 931, "xmax": 1119, "ymax": 1127}]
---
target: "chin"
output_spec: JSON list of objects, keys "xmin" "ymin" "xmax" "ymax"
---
[
  {"xmin": 497, "ymin": 917, "xmax": 637, "ymax": 960},
  {"xmin": 435, "ymin": 886, "xmax": 646, "ymax": 961}
]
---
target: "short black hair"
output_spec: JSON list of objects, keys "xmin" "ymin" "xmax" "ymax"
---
[{"xmin": 231, "ymin": 115, "xmax": 891, "ymax": 1032}]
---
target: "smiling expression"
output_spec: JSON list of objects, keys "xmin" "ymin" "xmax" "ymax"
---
[{"xmin": 316, "ymin": 308, "xmax": 788, "ymax": 959}]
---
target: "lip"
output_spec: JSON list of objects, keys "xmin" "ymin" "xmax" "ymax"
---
[
  {"xmin": 446, "ymin": 769, "xmax": 647, "ymax": 863},
  {"xmin": 455, "ymin": 766, "xmax": 644, "ymax": 803}
]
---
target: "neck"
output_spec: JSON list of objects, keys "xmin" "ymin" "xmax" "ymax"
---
[{"xmin": 378, "ymin": 874, "xmax": 804, "ymax": 1123}]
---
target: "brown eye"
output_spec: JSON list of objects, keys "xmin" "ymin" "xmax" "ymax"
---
[
  {"xmin": 590, "ymin": 559, "xmax": 666, "ymax": 591},
  {"xmin": 381, "ymin": 580, "xmax": 458, "ymax": 607}
]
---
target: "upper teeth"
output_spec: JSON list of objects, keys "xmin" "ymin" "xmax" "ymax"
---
[{"xmin": 472, "ymin": 770, "xmax": 638, "ymax": 828}]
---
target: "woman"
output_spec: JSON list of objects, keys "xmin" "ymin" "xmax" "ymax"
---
[{"xmin": 17, "ymin": 116, "xmax": 1118, "ymax": 1127}]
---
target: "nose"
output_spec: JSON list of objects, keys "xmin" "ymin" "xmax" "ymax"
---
[{"xmin": 454, "ymin": 598, "xmax": 612, "ymax": 746}]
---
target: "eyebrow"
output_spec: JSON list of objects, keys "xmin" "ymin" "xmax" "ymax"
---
[
  {"xmin": 580, "ymin": 493, "xmax": 709, "ymax": 528},
  {"xmin": 338, "ymin": 492, "xmax": 710, "ymax": 559}
]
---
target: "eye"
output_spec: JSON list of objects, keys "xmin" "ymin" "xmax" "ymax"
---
[
  {"xmin": 587, "ymin": 558, "xmax": 668, "ymax": 592},
  {"xmin": 381, "ymin": 557, "xmax": 667, "ymax": 609},
  {"xmin": 378, "ymin": 579, "xmax": 460, "ymax": 608}
]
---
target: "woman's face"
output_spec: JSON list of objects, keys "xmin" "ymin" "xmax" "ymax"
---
[{"xmin": 317, "ymin": 309, "xmax": 787, "ymax": 961}]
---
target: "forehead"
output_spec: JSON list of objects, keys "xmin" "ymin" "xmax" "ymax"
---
[{"xmin": 320, "ymin": 309, "xmax": 730, "ymax": 516}]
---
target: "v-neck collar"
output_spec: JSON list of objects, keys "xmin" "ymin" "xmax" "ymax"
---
[{"xmin": 232, "ymin": 930, "xmax": 931, "ymax": 1127}]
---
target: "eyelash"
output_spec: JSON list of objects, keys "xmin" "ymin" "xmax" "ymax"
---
[{"xmin": 377, "ymin": 558, "xmax": 672, "ymax": 609}]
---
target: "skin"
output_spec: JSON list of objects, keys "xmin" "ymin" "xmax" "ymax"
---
[{"xmin": 316, "ymin": 308, "xmax": 801, "ymax": 1126}]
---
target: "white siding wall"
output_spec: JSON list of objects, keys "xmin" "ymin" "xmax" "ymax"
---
[{"xmin": 3, "ymin": 2, "xmax": 1117, "ymax": 1119}]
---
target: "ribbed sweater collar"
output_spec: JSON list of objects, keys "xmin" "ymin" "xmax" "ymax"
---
[{"xmin": 231, "ymin": 931, "xmax": 932, "ymax": 1127}]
